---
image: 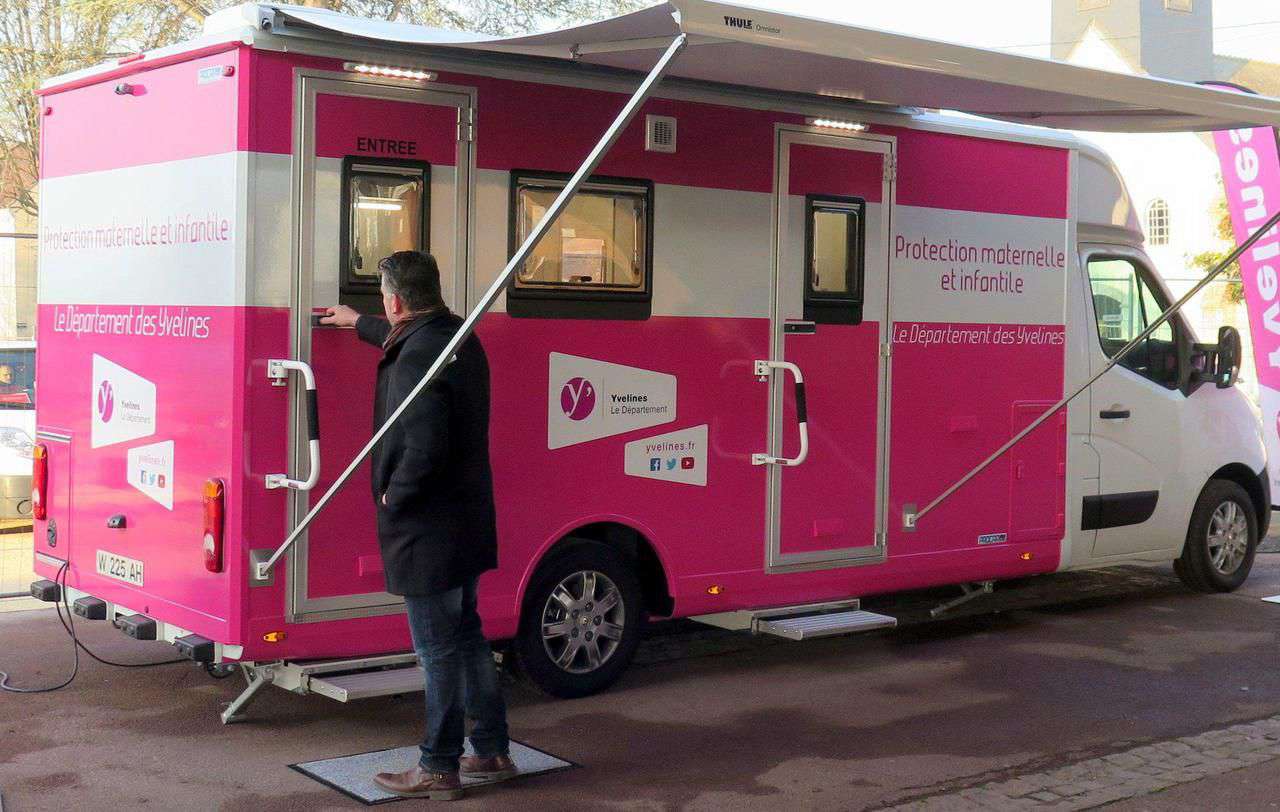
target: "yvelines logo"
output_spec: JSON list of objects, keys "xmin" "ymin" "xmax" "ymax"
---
[
  {"xmin": 91, "ymin": 355, "xmax": 157, "ymax": 449},
  {"xmin": 560, "ymin": 378, "xmax": 597, "ymax": 421},
  {"xmin": 97, "ymin": 381, "xmax": 115, "ymax": 422},
  {"xmin": 548, "ymin": 353, "xmax": 676, "ymax": 449}
]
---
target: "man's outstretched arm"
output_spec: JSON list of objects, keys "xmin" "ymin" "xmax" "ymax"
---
[{"xmin": 321, "ymin": 305, "xmax": 390, "ymax": 347}]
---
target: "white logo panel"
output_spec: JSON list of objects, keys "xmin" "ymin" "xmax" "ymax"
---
[
  {"xmin": 624, "ymin": 425, "xmax": 708, "ymax": 486},
  {"xmin": 38, "ymin": 153, "xmax": 241, "ymax": 307},
  {"xmin": 127, "ymin": 440, "xmax": 174, "ymax": 510},
  {"xmin": 891, "ymin": 206, "xmax": 1068, "ymax": 326},
  {"xmin": 548, "ymin": 353, "xmax": 676, "ymax": 449},
  {"xmin": 91, "ymin": 354, "xmax": 156, "ymax": 449}
]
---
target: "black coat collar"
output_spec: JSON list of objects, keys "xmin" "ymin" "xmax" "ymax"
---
[{"xmin": 382, "ymin": 309, "xmax": 453, "ymax": 354}]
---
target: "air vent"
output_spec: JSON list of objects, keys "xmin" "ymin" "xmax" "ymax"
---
[{"xmin": 645, "ymin": 114, "xmax": 677, "ymax": 153}]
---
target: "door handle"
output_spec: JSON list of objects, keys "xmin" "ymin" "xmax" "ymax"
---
[
  {"xmin": 1099, "ymin": 408, "xmax": 1131, "ymax": 420},
  {"xmin": 265, "ymin": 359, "xmax": 321, "ymax": 490},
  {"xmin": 783, "ymin": 320, "xmax": 817, "ymax": 335},
  {"xmin": 753, "ymin": 359, "xmax": 809, "ymax": 466}
]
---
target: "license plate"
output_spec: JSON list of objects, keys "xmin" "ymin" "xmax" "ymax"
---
[{"xmin": 96, "ymin": 549, "xmax": 144, "ymax": 586}]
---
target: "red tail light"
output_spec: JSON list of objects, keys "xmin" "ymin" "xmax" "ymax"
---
[
  {"xmin": 32, "ymin": 444, "xmax": 48, "ymax": 521},
  {"xmin": 203, "ymin": 478, "xmax": 225, "ymax": 573}
]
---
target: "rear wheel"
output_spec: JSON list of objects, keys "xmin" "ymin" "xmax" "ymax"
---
[
  {"xmin": 515, "ymin": 542, "xmax": 644, "ymax": 698},
  {"xmin": 1176, "ymin": 479, "xmax": 1258, "ymax": 593}
]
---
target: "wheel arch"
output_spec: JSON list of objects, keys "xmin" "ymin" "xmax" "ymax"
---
[
  {"xmin": 1208, "ymin": 463, "xmax": 1270, "ymax": 537},
  {"xmin": 515, "ymin": 516, "xmax": 676, "ymax": 622}
]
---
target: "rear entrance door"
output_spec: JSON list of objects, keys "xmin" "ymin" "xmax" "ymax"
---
[
  {"xmin": 766, "ymin": 129, "xmax": 893, "ymax": 571},
  {"xmin": 289, "ymin": 74, "xmax": 473, "ymax": 620}
]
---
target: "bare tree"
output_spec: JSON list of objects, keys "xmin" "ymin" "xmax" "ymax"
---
[{"xmin": 0, "ymin": 0, "xmax": 646, "ymax": 215}]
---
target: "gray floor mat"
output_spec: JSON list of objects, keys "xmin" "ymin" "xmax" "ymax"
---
[{"xmin": 291, "ymin": 740, "xmax": 574, "ymax": 805}]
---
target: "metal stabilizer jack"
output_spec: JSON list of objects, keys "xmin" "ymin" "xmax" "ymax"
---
[
  {"xmin": 256, "ymin": 34, "xmax": 690, "ymax": 579},
  {"xmin": 905, "ymin": 207, "xmax": 1280, "ymax": 530},
  {"xmin": 220, "ymin": 662, "xmax": 277, "ymax": 725},
  {"xmin": 930, "ymin": 581, "xmax": 994, "ymax": 618}
]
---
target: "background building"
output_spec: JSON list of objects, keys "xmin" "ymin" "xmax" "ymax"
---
[
  {"xmin": 1052, "ymin": 0, "xmax": 1279, "ymax": 398},
  {"xmin": 0, "ymin": 159, "xmax": 36, "ymax": 342}
]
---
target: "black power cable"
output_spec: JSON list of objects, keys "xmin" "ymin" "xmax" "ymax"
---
[
  {"xmin": 1, "ymin": 563, "xmax": 186, "ymax": 694},
  {"xmin": 0, "ymin": 561, "xmax": 77, "ymax": 693}
]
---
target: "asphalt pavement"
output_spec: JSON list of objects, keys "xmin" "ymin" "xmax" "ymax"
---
[{"xmin": 2, "ymin": 552, "xmax": 1280, "ymax": 810}]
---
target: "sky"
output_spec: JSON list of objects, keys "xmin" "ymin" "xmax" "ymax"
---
[{"xmin": 747, "ymin": 0, "xmax": 1278, "ymax": 63}]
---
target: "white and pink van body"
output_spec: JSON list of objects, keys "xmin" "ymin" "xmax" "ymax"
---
[{"xmin": 31, "ymin": 3, "xmax": 1272, "ymax": 695}]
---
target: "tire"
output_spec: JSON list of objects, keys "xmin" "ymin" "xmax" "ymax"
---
[
  {"xmin": 515, "ymin": 541, "xmax": 645, "ymax": 698},
  {"xmin": 1176, "ymin": 478, "xmax": 1259, "ymax": 593}
]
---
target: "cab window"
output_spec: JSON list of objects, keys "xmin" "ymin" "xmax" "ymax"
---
[{"xmin": 1087, "ymin": 257, "xmax": 1179, "ymax": 389}]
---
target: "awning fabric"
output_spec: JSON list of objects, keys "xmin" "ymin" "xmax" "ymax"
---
[{"xmin": 269, "ymin": 0, "xmax": 1280, "ymax": 133}]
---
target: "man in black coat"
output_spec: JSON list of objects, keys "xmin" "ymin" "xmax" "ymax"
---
[{"xmin": 323, "ymin": 251, "xmax": 514, "ymax": 801}]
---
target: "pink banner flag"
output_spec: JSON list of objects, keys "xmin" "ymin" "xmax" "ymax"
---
[{"xmin": 1208, "ymin": 83, "xmax": 1280, "ymax": 498}]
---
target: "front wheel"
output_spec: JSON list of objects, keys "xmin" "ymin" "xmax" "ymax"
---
[
  {"xmin": 1176, "ymin": 479, "xmax": 1258, "ymax": 593},
  {"xmin": 515, "ymin": 542, "xmax": 644, "ymax": 698}
]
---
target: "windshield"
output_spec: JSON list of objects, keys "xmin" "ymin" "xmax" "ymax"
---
[{"xmin": 0, "ymin": 349, "xmax": 35, "ymax": 410}]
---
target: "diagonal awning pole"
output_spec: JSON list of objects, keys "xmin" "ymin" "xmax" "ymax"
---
[
  {"xmin": 906, "ymin": 207, "xmax": 1280, "ymax": 530},
  {"xmin": 258, "ymin": 33, "xmax": 689, "ymax": 578}
]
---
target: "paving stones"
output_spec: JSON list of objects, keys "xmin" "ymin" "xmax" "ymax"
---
[{"xmin": 882, "ymin": 714, "xmax": 1280, "ymax": 810}]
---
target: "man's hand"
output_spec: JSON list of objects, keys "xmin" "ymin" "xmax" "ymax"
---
[{"xmin": 320, "ymin": 305, "xmax": 361, "ymax": 328}]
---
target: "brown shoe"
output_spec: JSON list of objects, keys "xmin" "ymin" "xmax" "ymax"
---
[
  {"xmin": 460, "ymin": 753, "xmax": 518, "ymax": 781},
  {"xmin": 372, "ymin": 765, "xmax": 463, "ymax": 800}
]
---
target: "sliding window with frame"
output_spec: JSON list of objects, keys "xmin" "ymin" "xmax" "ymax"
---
[{"xmin": 507, "ymin": 170, "xmax": 654, "ymax": 320}]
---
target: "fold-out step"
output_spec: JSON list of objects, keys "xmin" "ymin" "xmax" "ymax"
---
[
  {"xmin": 308, "ymin": 665, "xmax": 424, "ymax": 702},
  {"xmin": 690, "ymin": 598, "xmax": 897, "ymax": 640},
  {"xmin": 756, "ymin": 609, "xmax": 896, "ymax": 640}
]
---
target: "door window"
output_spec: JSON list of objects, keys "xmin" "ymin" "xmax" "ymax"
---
[
  {"xmin": 1087, "ymin": 257, "xmax": 1180, "ymax": 389},
  {"xmin": 805, "ymin": 196, "xmax": 865, "ymax": 324},
  {"xmin": 341, "ymin": 158, "xmax": 429, "ymax": 301}
]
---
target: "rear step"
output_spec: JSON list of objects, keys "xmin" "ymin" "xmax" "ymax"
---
[
  {"xmin": 309, "ymin": 665, "xmax": 424, "ymax": 702},
  {"xmin": 692, "ymin": 598, "xmax": 897, "ymax": 640}
]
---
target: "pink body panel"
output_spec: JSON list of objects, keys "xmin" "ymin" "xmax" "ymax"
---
[
  {"xmin": 887, "ymin": 322, "xmax": 1067, "ymax": 556},
  {"xmin": 40, "ymin": 48, "xmax": 244, "ymax": 180},
  {"xmin": 33, "ymin": 305, "xmax": 241, "ymax": 640},
  {"xmin": 34, "ymin": 44, "xmax": 1072, "ymax": 664}
]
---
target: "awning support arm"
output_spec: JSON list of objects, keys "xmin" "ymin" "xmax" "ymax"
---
[
  {"xmin": 905, "ymin": 207, "xmax": 1280, "ymax": 531},
  {"xmin": 256, "ymin": 33, "xmax": 689, "ymax": 580}
]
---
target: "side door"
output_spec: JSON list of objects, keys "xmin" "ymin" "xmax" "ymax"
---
[
  {"xmin": 766, "ymin": 129, "xmax": 893, "ymax": 571},
  {"xmin": 288, "ymin": 73, "xmax": 473, "ymax": 620},
  {"xmin": 1083, "ymin": 249, "xmax": 1188, "ymax": 556}
]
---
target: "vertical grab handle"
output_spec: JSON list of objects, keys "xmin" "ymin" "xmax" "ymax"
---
[
  {"xmin": 265, "ymin": 359, "xmax": 321, "ymax": 491},
  {"xmin": 753, "ymin": 359, "xmax": 810, "ymax": 467}
]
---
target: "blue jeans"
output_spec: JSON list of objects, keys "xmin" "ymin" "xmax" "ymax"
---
[{"xmin": 404, "ymin": 578, "xmax": 510, "ymax": 773}]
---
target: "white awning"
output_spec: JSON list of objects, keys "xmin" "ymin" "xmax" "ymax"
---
[{"xmin": 268, "ymin": 0, "xmax": 1280, "ymax": 133}]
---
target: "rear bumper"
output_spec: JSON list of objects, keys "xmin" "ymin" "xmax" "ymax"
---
[{"xmin": 28, "ymin": 577, "xmax": 244, "ymax": 664}]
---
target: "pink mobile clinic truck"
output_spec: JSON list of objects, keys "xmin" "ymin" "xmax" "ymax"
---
[{"xmin": 28, "ymin": 2, "xmax": 1280, "ymax": 721}]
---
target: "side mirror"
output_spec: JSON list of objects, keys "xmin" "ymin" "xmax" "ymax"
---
[
  {"xmin": 1186, "ymin": 325, "xmax": 1243, "ymax": 393},
  {"xmin": 1215, "ymin": 325, "xmax": 1242, "ymax": 389}
]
